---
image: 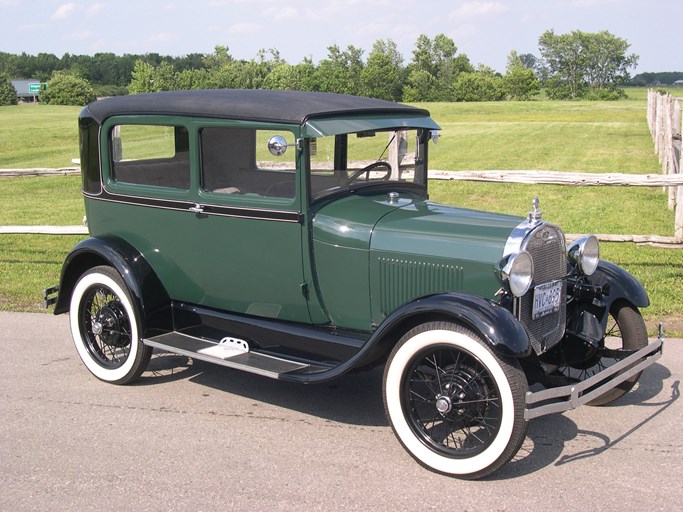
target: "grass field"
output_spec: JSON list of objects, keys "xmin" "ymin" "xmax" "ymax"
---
[{"xmin": 0, "ymin": 95, "xmax": 681, "ymax": 332}]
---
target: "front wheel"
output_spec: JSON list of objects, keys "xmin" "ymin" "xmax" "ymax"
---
[
  {"xmin": 69, "ymin": 266, "xmax": 152, "ymax": 384},
  {"xmin": 383, "ymin": 322, "xmax": 528, "ymax": 479}
]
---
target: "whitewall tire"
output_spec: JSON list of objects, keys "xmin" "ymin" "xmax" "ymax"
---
[
  {"xmin": 383, "ymin": 322, "xmax": 528, "ymax": 479},
  {"xmin": 69, "ymin": 266, "xmax": 151, "ymax": 384}
]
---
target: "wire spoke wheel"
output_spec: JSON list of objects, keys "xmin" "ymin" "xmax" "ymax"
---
[
  {"xmin": 70, "ymin": 266, "xmax": 152, "ymax": 384},
  {"xmin": 81, "ymin": 285, "xmax": 133, "ymax": 369},
  {"xmin": 383, "ymin": 322, "xmax": 527, "ymax": 479},
  {"xmin": 404, "ymin": 346, "xmax": 502, "ymax": 458}
]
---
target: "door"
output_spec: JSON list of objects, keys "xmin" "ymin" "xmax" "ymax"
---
[{"xmin": 189, "ymin": 124, "xmax": 310, "ymax": 322}]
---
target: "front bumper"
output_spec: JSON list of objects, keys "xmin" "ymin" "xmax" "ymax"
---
[{"xmin": 524, "ymin": 328, "xmax": 664, "ymax": 420}]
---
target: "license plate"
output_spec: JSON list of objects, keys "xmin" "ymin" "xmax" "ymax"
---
[{"xmin": 532, "ymin": 280, "xmax": 562, "ymax": 320}]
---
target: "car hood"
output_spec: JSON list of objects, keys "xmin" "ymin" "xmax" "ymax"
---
[
  {"xmin": 312, "ymin": 192, "xmax": 521, "ymax": 265},
  {"xmin": 372, "ymin": 200, "xmax": 522, "ymax": 266}
]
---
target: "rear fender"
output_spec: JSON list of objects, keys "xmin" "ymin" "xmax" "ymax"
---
[{"xmin": 54, "ymin": 236, "xmax": 172, "ymax": 335}]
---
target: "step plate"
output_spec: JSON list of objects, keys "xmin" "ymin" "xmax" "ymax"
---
[{"xmin": 144, "ymin": 332, "xmax": 308, "ymax": 379}]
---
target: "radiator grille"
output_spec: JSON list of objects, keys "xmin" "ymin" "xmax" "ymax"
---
[
  {"xmin": 379, "ymin": 258, "xmax": 463, "ymax": 315},
  {"xmin": 516, "ymin": 224, "xmax": 567, "ymax": 354}
]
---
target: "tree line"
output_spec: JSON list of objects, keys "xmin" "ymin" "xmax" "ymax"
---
[{"xmin": 0, "ymin": 30, "xmax": 646, "ymax": 106}]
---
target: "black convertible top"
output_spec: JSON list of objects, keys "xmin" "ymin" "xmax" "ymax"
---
[{"xmin": 84, "ymin": 89, "xmax": 431, "ymax": 125}]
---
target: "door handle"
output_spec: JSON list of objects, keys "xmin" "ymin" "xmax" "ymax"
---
[{"xmin": 189, "ymin": 203, "xmax": 204, "ymax": 214}]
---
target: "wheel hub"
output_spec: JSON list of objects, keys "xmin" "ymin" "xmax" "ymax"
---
[
  {"xmin": 92, "ymin": 321, "xmax": 103, "ymax": 336},
  {"xmin": 433, "ymin": 367, "xmax": 489, "ymax": 421},
  {"xmin": 435, "ymin": 395, "xmax": 452, "ymax": 414},
  {"xmin": 95, "ymin": 304, "xmax": 128, "ymax": 348}
]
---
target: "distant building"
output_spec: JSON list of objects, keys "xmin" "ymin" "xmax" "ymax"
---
[
  {"xmin": 11, "ymin": 79, "xmax": 41, "ymax": 102},
  {"xmin": 673, "ymin": 80, "xmax": 683, "ymax": 87}
]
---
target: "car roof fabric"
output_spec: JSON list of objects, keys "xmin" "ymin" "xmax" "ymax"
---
[{"xmin": 84, "ymin": 89, "xmax": 431, "ymax": 125}]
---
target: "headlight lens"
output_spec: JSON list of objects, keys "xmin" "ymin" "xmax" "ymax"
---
[
  {"xmin": 568, "ymin": 235, "xmax": 600, "ymax": 276},
  {"xmin": 501, "ymin": 251, "xmax": 534, "ymax": 297}
]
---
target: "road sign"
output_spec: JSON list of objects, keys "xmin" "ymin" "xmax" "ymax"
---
[{"xmin": 28, "ymin": 82, "xmax": 40, "ymax": 94}]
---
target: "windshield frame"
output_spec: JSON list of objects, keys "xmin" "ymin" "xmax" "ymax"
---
[{"xmin": 306, "ymin": 127, "xmax": 432, "ymax": 205}]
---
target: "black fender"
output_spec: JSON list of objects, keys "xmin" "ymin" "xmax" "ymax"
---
[
  {"xmin": 285, "ymin": 292, "xmax": 531, "ymax": 384},
  {"xmin": 587, "ymin": 260, "xmax": 649, "ymax": 328},
  {"xmin": 354, "ymin": 293, "xmax": 531, "ymax": 370},
  {"xmin": 53, "ymin": 236, "xmax": 172, "ymax": 335}
]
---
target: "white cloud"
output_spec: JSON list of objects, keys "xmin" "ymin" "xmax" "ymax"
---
[
  {"xmin": 86, "ymin": 3, "xmax": 105, "ymax": 16},
  {"xmin": 51, "ymin": 2, "xmax": 77, "ymax": 20},
  {"xmin": 450, "ymin": 1, "xmax": 510, "ymax": 20}
]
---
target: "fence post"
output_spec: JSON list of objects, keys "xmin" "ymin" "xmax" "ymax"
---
[{"xmin": 676, "ymin": 103, "xmax": 683, "ymax": 239}]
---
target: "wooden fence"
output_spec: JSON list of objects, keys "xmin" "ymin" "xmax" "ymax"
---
[
  {"xmin": 2, "ymin": 93, "xmax": 683, "ymax": 246},
  {"xmin": 2, "ymin": 167, "xmax": 683, "ymax": 246},
  {"xmin": 647, "ymin": 89, "xmax": 683, "ymax": 239}
]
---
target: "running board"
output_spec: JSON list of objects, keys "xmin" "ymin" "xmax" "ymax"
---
[{"xmin": 144, "ymin": 332, "xmax": 327, "ymax": 379}]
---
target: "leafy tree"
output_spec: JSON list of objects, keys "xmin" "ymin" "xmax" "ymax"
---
[
  {"xmin": 40, "ymin": 71, "xmax": 96, "ymax": 105},
  {"xmin": 360, "ymin": 39, "xmax": 404, "ymax": 101},
  {"xmin": 151, "ymin": 61, "xmax": 179, "ymax": 91},
  {"xmin": 403, "ymin": 69, "xmax": 440, "ymax": 102},
  {"xmin": 314, "ymin": 45, "xmax": 364, "ymax": 95},
  {"xmin": 264, "ymin": 60, "xmax": 316, "ymax": 91},
  {"xmin": 539, "ymin": 29, "xmax": 638, "ymax": 99},
  {"xmin": 0, "ymin": 72, "xmax": 17, "ymax": 105},
  {"xmin": 203, "ymin": 46, "xmax": 234, "ymax": 69},
  {"xmin": 454, "ymin": 71, "xmax": 505, "ymax": 102},
  {"xmin": 408, "ymin": 34, "xmax": 472, "ymax": 101},
  {"xmin": 175, "ymin": 68, "xmax": 212, "ymax": 90},
  {"xmin": 504, "ymin": 51, "xmax": 540, "ymax": 100},
  {"xmin": 128, "ymin": 60, "xmax": 156, "ymax": 93}
]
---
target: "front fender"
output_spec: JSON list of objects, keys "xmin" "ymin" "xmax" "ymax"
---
[
  {"xmin": 54, "ymin": 236, "xmax": 171, "ymax": 334},
  {"xmin": 347, "ymin": 293, "xmax": 532, "ymax": 374},
  {"xmin": 587, "ymin": 260, "xmax": 649, "ymax": 328},
  {"xmin": 591, "ymin": 260, "xmax": 649, "ymax": 308}
]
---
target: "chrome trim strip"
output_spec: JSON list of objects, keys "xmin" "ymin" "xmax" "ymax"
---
[
  {"xmin": 84, "ymin": 191, "xmax": 302, "ymax": 223},
  {"xmin": 524, "ymin": 337, "xmax": 664, "ymax": 420}
]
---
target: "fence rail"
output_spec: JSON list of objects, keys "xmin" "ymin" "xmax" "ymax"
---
[
  {"xmin": 2, "ymin": 167, "xmax": 682, "ymax": 246},
  {"xmin": 0, "ymin": 167, "xmax": 80, "ymax": 177}
]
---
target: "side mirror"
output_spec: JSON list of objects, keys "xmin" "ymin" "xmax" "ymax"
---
[{"xmin": 268, "ymin": 135, "xmax": 290, "ymax": 156}]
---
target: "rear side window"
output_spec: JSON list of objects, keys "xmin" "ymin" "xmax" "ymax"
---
[
  {"xmin": 201, "ymin": 127, "xmax": 296, "ymax": 199},
  {"xmin": 111, "ymin": 125, "xmax": 190, "ymax": 190}
]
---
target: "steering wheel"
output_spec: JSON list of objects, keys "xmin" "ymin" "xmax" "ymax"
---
[{"xmin": 347, "ymin": 161, "xmax": 392, "ymax": 183}]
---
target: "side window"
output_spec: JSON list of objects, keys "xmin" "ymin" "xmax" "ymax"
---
[
  {"xmin": 111, "ymin": 125, "xmax": 190, "ymax": 190},
  {"xmin": 201, "ymin": 127, "xmax": 296, "ymax": 199}
]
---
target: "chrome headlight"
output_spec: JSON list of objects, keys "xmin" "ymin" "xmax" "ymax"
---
[
  {"xmin": 500, "ymin": 250, "xmax": 534, "ymax": 297},
  {"xmin": 568, "ymin": 235, "xmax": 600, "ymax": 276}
]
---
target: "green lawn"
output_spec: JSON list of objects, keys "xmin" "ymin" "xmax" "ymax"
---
[
  {"xmin": 0, "ymin": 100, "xmax": 681, "ymax": 333},
  {"xmin": 0, "ymin": 104, "xmax": 82, "ymax": 168}
]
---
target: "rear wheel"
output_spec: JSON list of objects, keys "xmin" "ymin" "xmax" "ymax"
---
[
  {"xmin": 559, "ymin": 302, "xmax": 648, "ymax": 406},
  {"xmin": 383, "ymin": 322, "xmax": 528, "ymax": 479},
  {"xmin": 69, "ymin": 266, "xmax": 151, "ymax": 384}
]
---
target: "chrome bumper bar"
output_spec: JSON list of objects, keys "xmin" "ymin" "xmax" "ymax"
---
[{"xmin": 524, "ymin": 331, "xmax": 664, "ymax": 420}]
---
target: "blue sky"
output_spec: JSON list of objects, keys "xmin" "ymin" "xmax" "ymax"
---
[{"xmin": 1, "ymin": 0, "xmax": 680, "ymax": 74}]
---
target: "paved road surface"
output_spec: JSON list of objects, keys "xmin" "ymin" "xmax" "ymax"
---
[{"xmin": 1, "ymin": 312, "xmax": 680, "ymax": 512}]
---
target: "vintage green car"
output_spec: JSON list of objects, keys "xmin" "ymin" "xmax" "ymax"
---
[{"xmin": 47, "ymin": 89, "xmax": 662, "ymax": 478}]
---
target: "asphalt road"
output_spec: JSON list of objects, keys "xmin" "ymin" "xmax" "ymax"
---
[{"xmin": 1, "ymin": 311, "xmax": 681, "ymax": 512}]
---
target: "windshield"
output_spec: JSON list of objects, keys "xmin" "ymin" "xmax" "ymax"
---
[{"xmin": 308, "ymin": 128, "xmax": 429, "ymax": 200}]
